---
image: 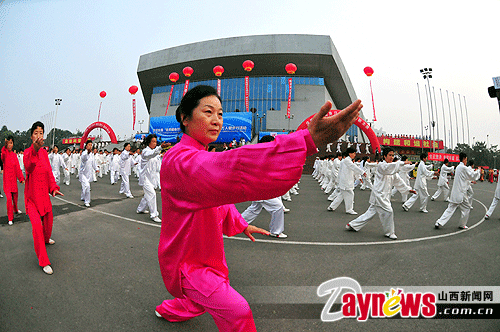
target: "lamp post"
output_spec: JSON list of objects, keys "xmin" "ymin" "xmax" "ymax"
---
[
  {"xmin": 420, "ymin": 68, "xmax": 435, "ymax": 152},
  {"xmin": 52, "ymin": 99, "xmax": 62, "ymax": 148},
  {"xmin": 138, "ymin": 120, "xmax": 144, "ymax": 133}
]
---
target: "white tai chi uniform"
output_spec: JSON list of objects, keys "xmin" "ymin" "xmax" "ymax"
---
[
  {"xmin": 137, "ymin": 146, "xmax": 161, "ymax": 219},
  {"xmin": 119, "ymin": 150, "xmax": 133, "ymax": 197},
  {"xmin": 241, "ymin": 197, "xmax": 285, "ymax": 236},
  {"xmin": 62, "ymin": 153, "xmax": 71, "ymax": 185},
  {"xmin": 80, "ymin": 150, "xmax": 97, "ymax": 205},
  {"xmin": 49, "ymin": 152, "xmax": 67, "ymax": 185},
  {"xmin": 328, "ymin": 156, "xmax": 364, "ymax": 214},
  {"xmin": 402, "ymin": 161, "xmax": 434, "ymax": 212},
  {"xmin": 70, "ymin": 153, "xmax": 78, "ymax": 174},
  {"xmin": 435, "ymin": 162, "xmax": 480, "ymax": 228},
  {"xmin": 325, "ymin": 157, "xmax": 341, "ymax": 194},
  {"xmin": 18, "ymin": 152, "xmax": 25, "ymax": 173},
  {"xmin": 348, "ymin": 161, "xmax": 412, "ymax": 237},
  {"xmin": 312, "ymin": 157, "xmax": 320, "ymax": 178},
  {"xmin": 110, "ymin": 154, "xmax": 120, "ymax": 185},
  {"xmin": 486, "ymin": 179, "xmax": 500, "ymax": 218},
  {"xmin": 431, "ymin": 164, "xmax": 455, "ymax": 201},
  {"xmin": 360, "ymin": 162, "xmax": 377, "ymax": 190},
  {"xmin": 391, "ymin": 162, "xmax": 416, "ymax": 201}
]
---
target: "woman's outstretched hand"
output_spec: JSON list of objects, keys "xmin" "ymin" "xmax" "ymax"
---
[
  {"xmin": 307, "ymin": 100, "xmax": 363, "ymax": 148},
  {"xmin": 243, "ymin": 225, "xmax": 270, "ymax": 242}
]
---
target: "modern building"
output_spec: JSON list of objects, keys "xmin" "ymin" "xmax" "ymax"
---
[{"xmin": 137, "ymin": 34, "xmax": 369, "ymax": 143}]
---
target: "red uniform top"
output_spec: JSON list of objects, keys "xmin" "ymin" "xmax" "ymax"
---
[
  {"xmin": 23, "ymin": 145, "xmax": 59, "ymax": 216},
  {"xmin": 1, "ymin": 146, "xmax": 25, "ymax": 193}
]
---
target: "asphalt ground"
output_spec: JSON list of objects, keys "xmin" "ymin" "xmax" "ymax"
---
[{"xmin": 1, "ymin": 171, "xmax": 500, "ymax": 331}]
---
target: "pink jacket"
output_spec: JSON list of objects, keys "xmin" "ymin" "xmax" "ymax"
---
[
  {"xmin": 159, "ymin": 130, "xmax": 317, "ymax": 298},
  {"xmin": 24, "ymin": 145, "xmax": 59, "ymax": 216},
  {"xmin": 1, "ymin": 146, "xmax": 24, "ymax": 193}
]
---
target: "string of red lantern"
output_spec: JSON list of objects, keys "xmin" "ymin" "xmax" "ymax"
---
[
  {"xmin": 129, "ymin": 85, "xmax": 139, "ymax": 130},
  {"xmin": 243, "ymin": 60, "xmax": 254, "ymax": 112},
  {"xmin": 213, "ymin": 65, "xmax": 224, "ymax": 96},
  {"xmin": 285, "ymin": 63, "xmax": 297, "ymax": 119},
  {"xmin": 165, "ymin": 72, "xmax": 179, "ymax": 116},
  {"xmin": 363, "ymin": 66, "xmax": 376, "ymax": 121},
  {"xmin": 182, "ymin": 67, "xmax": 193, "ymax": 97}
]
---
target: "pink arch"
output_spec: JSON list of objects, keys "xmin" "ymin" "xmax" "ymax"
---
[
  {"xmin": 297, "ymin": 110, "xmax": 381, "ymax": 153},
  {"xmin": 80, "ymin": 121, "xmax": 118, "ymax": 149}
]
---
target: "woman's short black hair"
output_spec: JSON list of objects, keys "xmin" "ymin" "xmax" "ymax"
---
[
  {"xmin": 144, "ymin": 134, "xmax": 157, "ymax": 147},
  {"xmin": 5, "ymin": 135, "xmax": 14, "ymax": 143},
  {"xmin": 176, "ymin": 85, "xmax": 221, "ymax": 133},
  {"xmin": 30, "ymin": 121, "xmax": 44, "ymax": 135},
  {"xmin": 259, "ymin": 135, "xmax": 275, "ymax": 143},
  {"xmin": 123, "ymin": 142, "xmax": 130, "ymax": 149},
  {"xmin": 382, "ymin": 147, "xmax": 394, "ymax": 157},
  {"xmin": 85, "ymin": 139, "xmax": 93, "ymax": 148}
]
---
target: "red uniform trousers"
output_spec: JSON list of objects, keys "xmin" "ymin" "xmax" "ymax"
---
[
  {"xmin": 5, "ymin": 191, "xmax": 19, "ymax": 221},
  {"xmin": 26, "ymin": 200, "xmax": 53, "ymax": 267},
  {"xmin": 156, "ymin": 275, "xmax": 256, "ymax": 332}
]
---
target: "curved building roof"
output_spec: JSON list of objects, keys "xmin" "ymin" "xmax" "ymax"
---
[{"xmin": 137, "ymin": 34, "xmax": 358, "ymax": 112}]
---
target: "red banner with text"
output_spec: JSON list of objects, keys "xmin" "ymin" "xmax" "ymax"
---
[
  {"xmin": 287, "ymin": 78, "xmax": 292, "ymax": 119},
  {"xmin": 245, "ymin": 76, "xmax": 249, "ymax": 112},
  {"xmin": 377, "ymin": 136, "xmax": 444, "ymax": 150},
  {"xmin": 183, "ymin": 80, "xmax": 190, "ymax": 96},
  {"xmin": 132, "ymin": 99, "xmax": 136, "ymax": 130},
  {"xmin": 428, "ymin": 152, "xmax": 459, "ymax": 162},
  {"xmin": 165, "ymin": 85, "xmax": 174, "ymax": 116}
]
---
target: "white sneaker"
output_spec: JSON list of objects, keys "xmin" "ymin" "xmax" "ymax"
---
[
  {"xmin": 458, "ymin": 225, "xmax": 469, "ymax": 230},
  {"xmin": 43, "ymin": 265, "xmax": 53, "ymax": 275},
  {"xmin": 346, "ymin": 211, "xmax": 358, "ymax": 215},
  {"xmin": 152, "ymin": 216, "xmax": 162, "ymax": 223},
  {"xmin": 8, "ymin": 220, "xmax": 13, "ymax": 226},
  {"xmin": 85, "ymin": 203, "xmax": 90, "ymax": 207},
  {"xmin": 402, "ymin": 205, "xmax": 409, "ymax": 212},
  {"xmin": 385, "ymin": 233, "xmax": 397, "ymax": 240},
  {"xmin": 48, "ymin": 239, "xmax": 55, "ymax": 245},
  {"xmin": 421, "ymin": 209, "xmax": 428, "ymax": 213},
  {"xmin": 345, "ymin": 223, "xmax": 356, "ymax": 231},
  {"xmin": 269, "ymin": 232, "xmax": 288, "ymax": 239},
  {"xmin": 137, "ymin": 210, "xmax": 149, "ymax": 214},
  {"xmin": 127, "ymin": 195, "xmax": 134, "ymax": 199},
  {"xmin": 155, "ymin": 310, "xmax": 162, "ymax": 318},
  {"xmin": 0, "ymin": 194, "xmax": 3, "ymax": 198},
  {"xmin": 485, "ymin": 215, "xmax": 490, "ymax": 220},
  {"xmin": 16, "ymin": 209, "xmax": 22, "ymax": 214},
  {"xmin": 283, "ymin": 208, "xmax": 290, "ymax": 213},
  {"xmin": 327, "ymin": 206, "xmax": 333, "ymax": 211}
]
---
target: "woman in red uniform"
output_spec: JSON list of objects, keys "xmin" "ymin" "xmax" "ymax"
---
[
  {"xmin": 1, "ymin": 135, "xmax": 25, "ymax": 225},
  {"xmin": 24, "ymin": 122, "xmax": 63, "ymax": 275}
]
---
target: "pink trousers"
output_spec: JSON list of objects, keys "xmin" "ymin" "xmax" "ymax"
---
[
  {"xmin": 5, "ymin": 191, "xmax": 18, "ymax": 221},
  {"xmin": 26, "ymin": 201, "xmax": 53, "ymax": 267},
  {"xmin": 156, "ymin": 276, "xmax": 256, "ymax": 332}
]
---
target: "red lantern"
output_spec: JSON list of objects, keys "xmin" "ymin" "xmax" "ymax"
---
[
  {"xmin": 169, "ymin": 72, "xmax": 179, "ymax": 82},
  {"xmin": 183, "ymin": 66, "xmax": 193, "ymax": 77},
  {"xmin": 364, "ymin": 66, "xmax": 374, "ymax": 77},
  {"xmin": 213, "ymin": 65, "xmax": 224, "ymax": 77},
  {"xmin": 285, "ymin": 63, "xmax": 297, "ymax": 74},
  {"xmin": 99, "ymin": 91, "xmax": 106, "ymax": 98},
  {"xmin": 243, "ymin": 60, "xmax": 254, "ymax": 72},
  {"xmin": 128, "ymin": 85, "xmax": 139, "ymax": 95}
]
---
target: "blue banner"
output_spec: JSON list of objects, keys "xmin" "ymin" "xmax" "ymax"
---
[
  {"xmin": 258, "ymin": 131, "xmax": 289, "ymax": 141},
  {"xmin": 149, "ymin": 112, "xmax": 253, "ymax": 143}
]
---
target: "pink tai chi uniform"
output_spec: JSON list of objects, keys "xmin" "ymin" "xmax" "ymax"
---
[
  {"xmin": 1, "ymin": 146, "xmax": 25, "ymax": 221},
  {"xmin": 24, "ymin": 146, "xmax": 59, "ymax": 267},
  {"xmin": 156, "ymin": 130, "xmax": 317, "ymax": 331}
]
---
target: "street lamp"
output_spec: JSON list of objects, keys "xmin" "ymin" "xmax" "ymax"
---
[
  {"xmin": 52, "ymin": 99, "xmax": 62, "ymax": 148},
  {"xmin": 420, "ymin": 68, "xmax": 436, "ymax": 152},
  {"xmin": 138, "ymin": 120, "xmax": 145, "ymax": 133}
]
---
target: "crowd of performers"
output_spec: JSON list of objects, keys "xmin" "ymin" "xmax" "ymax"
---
[
  {"xmin": 313, "ymin": 147, "xmax": 500, "ymax": 239},
  {"xmin": 2, "ymin": 84, "xmax": 500, "ymax": 331}
]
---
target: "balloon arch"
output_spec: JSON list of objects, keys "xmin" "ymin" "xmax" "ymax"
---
[
  {"xmin": 80, "ymin": 121, "xmax": 118, "ymax": 150},
  {"xmin": 297, "ymin": 110, "xmax": 381, "ymax": 154}
]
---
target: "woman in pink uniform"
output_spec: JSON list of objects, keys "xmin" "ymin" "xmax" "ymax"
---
[
  {"xmin": 155, "ymin": 85, "xmax": 363, "ymax": 331},
  {"xmin": 2, "ymin": 135, "xmax": 25, "ymax": 225},
  {"xmin": 24, "ymin": 122, "xmax": 63, "ymax": 275}
]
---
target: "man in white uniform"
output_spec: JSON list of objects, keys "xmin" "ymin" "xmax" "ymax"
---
[
  {"xmin": 62, "ymin": 148, "xmax": 72, "ymax": 185},
  {"xmin": 327, "ymin": 147, "xmax": 365, "ymax": 214},
  {"xmin": 347, "ymin": 147, "xmax": 416, "ymax": 239},
  {"xmin": 137, "ymin": 135, "xmax": 166, "ymax": 222},
  {"xmin": 80, "ymin": 140, "xmax": 98, "ymax": 207},
  {"xmin": 391, "ymin": 156, "xmax": 416, "ymax": 201},
  {"xmin": 119, "ymin": 143, "xmax": 134, "ymax": 198},
  {"xmin": 431, "ymin": 158, "xmax": 454, "ymax": 201},
  {"xmin": 485, "ymin": 174, "xmax": 500, "ymax": 220},
  {"xmin": 402, "ymin": 152, "xmax": 436, "ymax": 213},
  {"xmin": 110, "ymin": 148, "xmax": 120, "ymax": 185},
  {"xmin": 49, "ymin": 146, "xmax": 67, "ymax": 185},
  {"xmin": 435, "ymin": 152, "xmax": 480, "ymax": 229}
]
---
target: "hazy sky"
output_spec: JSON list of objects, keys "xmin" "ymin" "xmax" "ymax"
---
[{"xmin": 1, "ymin": 0, "xmax": 499, "ymax": 148}]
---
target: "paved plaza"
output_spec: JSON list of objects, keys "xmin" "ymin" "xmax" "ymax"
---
[{"xmin": 1, "ymin": 172, "xmax": 499, "ymax": 331}]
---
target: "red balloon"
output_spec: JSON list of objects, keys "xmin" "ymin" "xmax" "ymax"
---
[
  {"xmin": 285, "ymin": 63, "xmax": 297, "ymax": 74},
  {"xmin": 183, "ymin": 66, "xmax": 194, "ymax": 77},
  {"xmin": 99, "ymin": 91, "xmax": 106, "ymax": 98},
  {"xmin": 169, "ymin": 72, "xmax": 179, "ymax": 82},
  {"xmin": 213, "ymin": 65, "xmax": 224, "ymax": 77},
  {"xmin": 129, "ymin": 85, "xmax": 139, "ymax": 95},
  {"xmin": 364, "ymin": 66, "xmax": 374, "ymax": 77},
  {"xmin": 243, "ymin": 60, "xmax": 254, "ymax": 72}
]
